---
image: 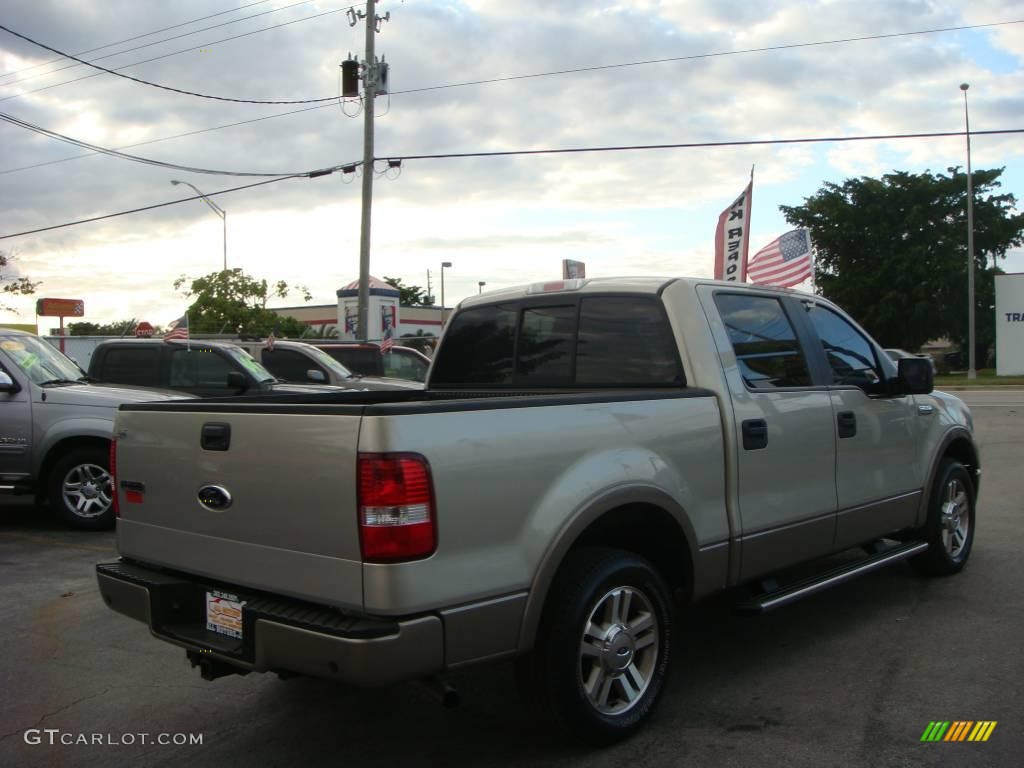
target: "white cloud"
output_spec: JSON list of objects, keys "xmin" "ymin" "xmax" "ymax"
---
[{"xmin": 1, "ymin": 0, "xmax": 1022, "ymax": 324}]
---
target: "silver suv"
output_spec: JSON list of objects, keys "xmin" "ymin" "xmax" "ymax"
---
[{"xmin": 0, "ymin": 329, "xmax": 190, "ymax": 529}]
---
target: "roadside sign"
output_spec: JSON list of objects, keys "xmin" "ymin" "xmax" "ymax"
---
[
  {"xmin": 36, "ymin": 298, "xmax": 84, "ymax": 317},
  {"xmin": 135, "ymin": 322, "xmax": 155, "ymax": 338}
]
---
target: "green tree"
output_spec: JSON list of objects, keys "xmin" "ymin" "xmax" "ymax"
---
[
  {"xmin": 68, "ymin": 319, "xmax": 140, "ymax": 336},
  {"xmin": 173, "ymin": 268, "xmax": 312, "ymax": 337},
  {"xmin": 781, "ymin": 167, "xmax": 1024, "ymax": 359},
  {"xmin": 1, "ymin": 249, "xmax": 41, "ymax": 312},
  {"xmin": 382, "ymin": 275, "xmax": 429, "ymax": 306}
]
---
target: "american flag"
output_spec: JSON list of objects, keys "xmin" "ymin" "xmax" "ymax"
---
[
  {"xmin": 164, "ymin": 313, "xmax": 189, "ymax": 342},
  {"xmin": 747, "ymin": 229, "xmax": 813, "ymax": 288},
  {"xmin": 380, "ymin": 325, "xmax": 394, "ymax": 354}
]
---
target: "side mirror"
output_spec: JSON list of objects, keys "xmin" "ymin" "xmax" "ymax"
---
[
  {"xmin": 306, "ymin": 369, "xmax": 326, "ymax": 383},
  {"xmin": 0, "ymin": 370, "xmax": 20, "ymax": 393},
  {"xmin": 896, "ymin": 357, "xmax": 933, "ymax": 395},
  {"xmin": 226, "ymin": 371, "xmax": 249, "ymax": 392}
]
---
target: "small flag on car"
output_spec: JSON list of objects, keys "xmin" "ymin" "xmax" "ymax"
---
[{"xmin": 164, "ymin": 313, "xmax": 189, "ymax": 342}]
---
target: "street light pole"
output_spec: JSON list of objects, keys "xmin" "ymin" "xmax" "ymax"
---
[
  {"xmin": 960, "ymin": 83, "xmax": 977, "ymax": 380},
  {"xmin": 171, "ymin": 180, "xmax": 227, "ymax": 271},
  {"xmin": 478, "ymin": 281, "xmax": 486, "ymax": 294},
  {"xmin": 440, "ymin": 261, "xmax": 452, "ymax": 325}
]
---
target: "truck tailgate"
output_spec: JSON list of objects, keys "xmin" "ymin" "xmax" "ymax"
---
[{"xmin": 114, "ymin": 408, "xmax": 364, "ymax": 610}]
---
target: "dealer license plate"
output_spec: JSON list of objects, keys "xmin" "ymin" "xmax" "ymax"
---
[{"xmin": 206, "ymin": 590, "xmax": 246, "ymax": 639}]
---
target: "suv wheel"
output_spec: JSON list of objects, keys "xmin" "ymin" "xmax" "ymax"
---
[
  {"xmin": 516, "ymin": 547, "xmax": 673, "ymax": 744},
  {"xmin": 48, "ymin": 447, "xmax": 115, "ymax": 530}
]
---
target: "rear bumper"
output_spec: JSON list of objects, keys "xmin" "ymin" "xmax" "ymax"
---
[{"xmin": 96, "ymin": 560, "xmax": 443, "ymax": 686}]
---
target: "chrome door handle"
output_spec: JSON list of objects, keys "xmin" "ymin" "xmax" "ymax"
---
[{"xmin": 917, "ymin": 405, "xmax": 934, "ymax": 415}]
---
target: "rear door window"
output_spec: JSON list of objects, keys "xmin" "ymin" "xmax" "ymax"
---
[{"xmin": 714, "ymin": 293, "xmax": 812, "ymax": 388}]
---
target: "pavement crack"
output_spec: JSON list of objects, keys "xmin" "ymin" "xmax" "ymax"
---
[{"xmin": 0, "ymin": 686, "xmax": 114, "ymax": 744}]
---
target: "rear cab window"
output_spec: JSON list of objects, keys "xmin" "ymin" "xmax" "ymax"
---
[{"xmin": 430, "ymin": 296, "xmax": 685, "ymax": 388}]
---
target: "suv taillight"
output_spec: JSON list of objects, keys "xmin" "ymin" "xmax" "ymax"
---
[
  {"xmin": 109, "ymin": 438, "xmax": 119, "ymax": 518},
  {"xmin": 357, "ymin": 453, "xmax": 436, "ymax": 563}
]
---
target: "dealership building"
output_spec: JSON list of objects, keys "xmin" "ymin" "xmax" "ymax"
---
[
  {"xmin": 270, "ymin": 276, "xmax": 451, "ymax": 343},
  {"xmin": 995, "ymin": 273, "xmax": 1024, "ymax": 375}
]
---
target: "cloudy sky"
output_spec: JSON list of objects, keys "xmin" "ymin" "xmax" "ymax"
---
[{"xmin": 1, "ymin": 0, "xmax": 1022, "ymax": 329}]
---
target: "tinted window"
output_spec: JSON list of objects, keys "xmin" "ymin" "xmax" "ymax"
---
[
  {"xmin": 517, "ymin": 305, "xmax": 575, "ymax": 384},
  {"xmin": 98, "ymin": 347, "xmax": 160, "ymax": 386},
  {"xmin": 322, "ymin": 347, "xmax": 383, "ymax": 376},
  {"xmin": 576, "ymin": 298, "xmax": 683, "ymax": 386},
  {"xmin": 431, "ymin": 304, "xmax": 516, "ymax": 386},
  {"xmin": 262, "ymin": 349, "xmax": 322, "ymax": 382},
  {"xmin": 714, "ymin": 294, "xmax": 811, "ymax": 388},
  {"xmin": 383, "ymin": 351, "xmax": 428, "ymax": 381},
  {"xmin": 169, "ymin": 349, "xmax": 235, "ymax": 390},
  {"xmin": 806, "ymin": 305, "xmax": 882, "ymax": 386}
]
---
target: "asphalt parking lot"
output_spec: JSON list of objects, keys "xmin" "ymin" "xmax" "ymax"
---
[{"xmin": 1, "ymin": 391, "xmax": 1022, "ymax": 767}]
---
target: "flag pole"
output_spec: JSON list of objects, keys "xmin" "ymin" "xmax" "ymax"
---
[{"xmin": 745, "ymin": 165, "xmax": 755, "ymax": 283}]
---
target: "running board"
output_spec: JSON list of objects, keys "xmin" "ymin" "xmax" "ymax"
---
[{"xmin": 737, "ymin": 541, "xmax": 929, "ymax": 614}]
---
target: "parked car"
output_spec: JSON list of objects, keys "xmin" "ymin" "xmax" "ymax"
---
[
  {"xmin": 0, "ymin": 329, "xmax": 191, "ymax": 529},
  {"xmin": 98, "ymin": 278, "xmax": 977, "ymax": 743},
  {"xmin": 231, "ymin": 339, "xmax": 422, "ymax": 389},
  {"xmin": 884, "ymin": 348, "xmax": 937, "ymax": 374},
  {"xmin": 87, "ymin": 338, "xmax": 415, "ymax": 397},
  {"xmin": 311, "ymin": 342, "xmax": 431, "ymax": 383}
]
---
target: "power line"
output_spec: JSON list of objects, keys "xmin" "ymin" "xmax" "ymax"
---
[
  {"xmin": 388, "ymin": 19, "xmax": 1024, "ymax": 97},
  {"xmin": 2, "ymin": 17, "xmax": 1020, "ymax": 107},
  {"xmin": 1, "ymin": 0, "xmax": 345, "ymax": 88},
  {"xmin": 0, "ymin": 0, "xmax": 273, "ymax": 80},
  {"xmin": 4, "ymin": 128, "xmax": 1020, "ymax": 242},
  {"xmin": 0, "ymin": 110, "xmax": 313, "ymax": 176},
  {"xmin": 1, "ymin": 18, "xmax": 1021, "ymax": 177},
  {"xmin": 0, "ymin": 15, "xmax": 344, "ymax": 105},
  {"xmin": 382, "ymin": 128, "xmax": 1024, "ymax": 163},
  {"xmin": 0, "ymin": 103, "xmax": 334, "ymax": 176},
  {"xmin": 0, "ymin": 163, "xmax": 360, "ymax": 241}
]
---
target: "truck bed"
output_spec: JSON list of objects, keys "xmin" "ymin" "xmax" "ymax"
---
[{"xmin": 114, "ymin": 386, "xmax": 724, "ymax": 614}]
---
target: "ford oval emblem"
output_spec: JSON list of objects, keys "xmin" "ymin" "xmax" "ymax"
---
[{"xmin": 198, "ymin": 485, "xmax": 233, "ymax": 511}]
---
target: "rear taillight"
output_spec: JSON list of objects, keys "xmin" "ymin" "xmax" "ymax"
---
[
  {"xmin": 109, "ymin": 438, "xmax": 119, "ymax": 518},
  {"xmin": 357, "ymin": 453, "xmax": 436, "ymax": 563}
]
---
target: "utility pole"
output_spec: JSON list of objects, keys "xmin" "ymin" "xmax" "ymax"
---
[
  {"xmin": 355, "ymin": 2, "xmax": 389, "ymax": 342},
  {"xmin": 961, "ymin": 83, "xmax": 977, "ymax": 380}
]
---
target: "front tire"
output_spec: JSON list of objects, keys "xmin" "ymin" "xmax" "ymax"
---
[
  {"xmin": 516, "ymin": 547, "xmax": 673, "ymax": 744},
  {"xmin": 910, "ymin": 458, "xmax": 975, "ymax": 576},
  {"xmin": 48, "ymin": 446, "xmax": 115, "ymax": 531}
]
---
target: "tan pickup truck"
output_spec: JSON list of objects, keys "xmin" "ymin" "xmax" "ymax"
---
[{"xmin": 96, "ymin": 277, "xmax": 979, "ymax": 742}]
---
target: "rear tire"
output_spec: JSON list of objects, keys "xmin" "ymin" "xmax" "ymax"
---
[
  {"xmin": 910, "ymin": 458, "xmax": 975, "ymax": 576},
  {"xmin": 516, "ymin": 547, "xmax": 673, "ymax": 744},
  {"xmin": 48, "ymin": 446, "xmax": 115, "ymax": 531}
]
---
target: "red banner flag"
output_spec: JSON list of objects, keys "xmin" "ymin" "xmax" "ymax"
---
[{"xmin": 713, "ymin": 181, "xmax": 753, "ymax": 282}]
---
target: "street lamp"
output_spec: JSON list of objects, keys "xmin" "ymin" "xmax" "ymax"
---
[
  {"xmin": 171, "ymin": 180, "xmax": 227, "ymax": 272},
  {"xmin": 960, "ymin": 83, "xmax": 976, "ymax": 380},
  {"xmin": 478, "ymin": 281, "xmax": 486, "ymax": 294},
  {"xmin": 440, "ymin": 261, "xmax": 452, "ymax": 325}
]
